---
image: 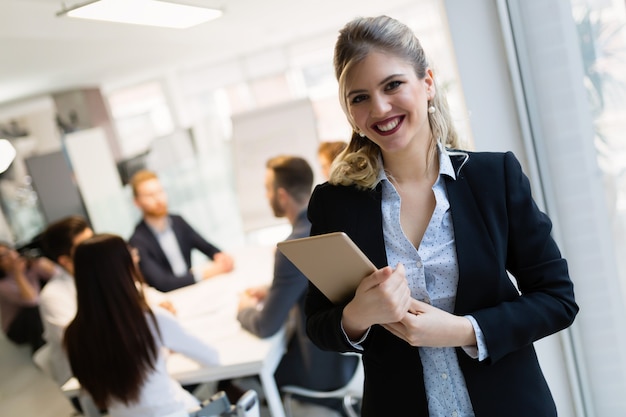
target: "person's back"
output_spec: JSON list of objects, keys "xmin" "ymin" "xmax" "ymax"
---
[
  {"xmin": 236, "ymin": 156, "xmax": 357, "ymax": 412},
  {"xmin": 64, "ymin": 234, "xmax": 219, "ymax": 417},
  {"xmin": 106, "ymin": 307, "xmax": 216, "ymax": 417}
]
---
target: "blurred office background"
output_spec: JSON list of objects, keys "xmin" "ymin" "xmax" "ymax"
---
[{"xmin": 0, "ymin": 0, "xmax": 625, "ymax": 416}]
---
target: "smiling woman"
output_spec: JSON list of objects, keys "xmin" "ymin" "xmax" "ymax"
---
[
  {"xmin": 304, "ymin": 15, "xmax": 578, "ymax": 417},
  {"xmin": 0, "ymin": 0, "xmax": 608, "ymax": 415}
]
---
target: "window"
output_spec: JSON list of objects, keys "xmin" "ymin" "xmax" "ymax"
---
[
  {"xmin": 571, "ymin": 0, "xmax": 626, "ymax": 288},
  {"xmin": 107, "ymin": 81, "xmax": 175, "ymax": 158}
]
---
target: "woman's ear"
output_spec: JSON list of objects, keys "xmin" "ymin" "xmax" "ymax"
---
[{"xmin": 424, "ymin": 68, "xmax": 436, "ymax": 98}]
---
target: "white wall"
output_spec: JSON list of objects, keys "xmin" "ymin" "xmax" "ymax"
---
[{"xmin": 64, "ymin": 127, "xmax": 134, "ymax": 238}]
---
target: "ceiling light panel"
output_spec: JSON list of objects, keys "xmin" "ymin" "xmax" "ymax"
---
[{"xmin": 59, "ymin": 0, "xmax": 222, "ymax": 29}]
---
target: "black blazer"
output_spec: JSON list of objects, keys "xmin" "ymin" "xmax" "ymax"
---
[
  {"xmin": 305, "ymin": 151, "xmax": 578, "ymax": 417},
  {"xmin": 129, "ymin": 214, "xmax": 221, "ymax": 292}
]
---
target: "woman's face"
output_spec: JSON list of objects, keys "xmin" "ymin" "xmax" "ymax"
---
[{"xmin": 345, "ymin": 51, "xmax": 434, "ymax": 155}]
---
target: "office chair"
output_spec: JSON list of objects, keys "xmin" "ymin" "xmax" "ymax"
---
[
  {"xmin": 32, "ymin": 343, "xmax": 102, "ymax": 416},
  {"xmin": 280, "ymin": 355, "xmax": 364, "ymax": 417},
  {"xmin": 195, "ymin": 389, "xmax": 260, "ymax": 417},
  {"xmin": 32, "ymin": 343, "xmax": 53, "ymax": 377}
]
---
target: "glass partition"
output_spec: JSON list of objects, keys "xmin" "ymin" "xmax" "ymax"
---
[{"xmin": 570, "ymin": 0, "xmax": 626, "ymax": 297}]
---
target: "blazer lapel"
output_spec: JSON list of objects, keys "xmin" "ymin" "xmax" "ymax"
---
[
  {"xmin": 350, "ymin": 184, "xmax": 388, "ymax": 269},
  {"xmin": 445, "ymin": 160, "xmax": 498, "ymax": 315}
]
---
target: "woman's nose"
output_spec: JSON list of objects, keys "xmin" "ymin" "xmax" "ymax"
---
[{"xmin": 370, "ymin": 94, "xmax": 392, "ymax": 117}]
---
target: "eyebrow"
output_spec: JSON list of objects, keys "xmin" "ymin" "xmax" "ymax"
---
[{"xmin": 346, "ymin": 73, "xmax": 405, "ymax": 98}]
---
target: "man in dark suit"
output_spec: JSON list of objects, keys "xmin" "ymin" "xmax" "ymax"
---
[
  {"xmin": 237, "ymin": 155, "xmax": 358, "ymax": 414},
  {"xmin": 128, "ymin": 170, "xmax": 234, "ymax": 292}
]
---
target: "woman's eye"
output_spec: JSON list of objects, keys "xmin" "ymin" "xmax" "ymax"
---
[
  {"xmin": 385, "ymin": 80, "xmax": 403, "ymax": 91},
  {"xmin": 351, "ymin": 94, "xmax": 368, "ymax": 104}
]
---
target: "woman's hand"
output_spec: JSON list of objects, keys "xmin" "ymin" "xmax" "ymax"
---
[
  {"xmin": 342, "ymin": 263, "xmax": 411, "ymax": 340},
  {"xmin": 382, "ymin": 299, "xmax": 477, "ymax": 348}
]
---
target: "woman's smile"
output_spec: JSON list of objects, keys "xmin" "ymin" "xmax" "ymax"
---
[{"xmin": 371, "ymin": 115, "xmax": 404, "ymax": 135}]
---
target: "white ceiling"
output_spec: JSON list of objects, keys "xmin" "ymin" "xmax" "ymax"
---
[{"xmin": 0, "ymin": 0, "xmax": 417, "ymax": 106}]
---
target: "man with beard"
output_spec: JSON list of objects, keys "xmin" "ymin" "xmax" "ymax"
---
[
  {"xmin": 237, "ymin": 156, "xmax": 358, "ymax": 415},
  {"xmin": 128, "ymin": 170, "xmax": 234, "ymax": 292}
]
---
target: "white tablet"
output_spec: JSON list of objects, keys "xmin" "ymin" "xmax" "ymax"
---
[{"xmin": 277, "ymin": 232, "xmax": 376, "ymax": 304}]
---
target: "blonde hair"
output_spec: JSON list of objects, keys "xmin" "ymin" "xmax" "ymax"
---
[{"xmin": 330, "ymin": 15, "xmax": 460, "ymax": 189}]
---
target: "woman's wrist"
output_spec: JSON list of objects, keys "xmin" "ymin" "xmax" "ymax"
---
[
  {"xmin": 342, "ymin": 301, "xmax": 370, "ymax": 340},
  {"xmin": 457, "ymin": 316, "xmax": 477, "ymax": 346}
]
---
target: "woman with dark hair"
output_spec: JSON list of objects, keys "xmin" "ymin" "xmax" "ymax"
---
[
  {"xmin": 304, "ymin": 15, "xmax": 578, "ymax": 416},
  {"xmin": 64, "ymin": 234, "xmax": 219, "ymax": 417}
]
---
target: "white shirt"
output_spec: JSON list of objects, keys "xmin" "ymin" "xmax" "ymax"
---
[
  {"xmin": 107, "ymin": 307, "xmax": 219, "ymax": 417},
  {"xmin": 39, "ymin": 268, "xmax": 77, "ymax": 384},
  {"xmin": 149, "ymin": 218, "xmax": 189, "ymax": 278}
]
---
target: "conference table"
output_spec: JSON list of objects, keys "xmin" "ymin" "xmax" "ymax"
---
[{"xmin": 62, "ymin": 244, "xmax": 289, "ymax": 417}]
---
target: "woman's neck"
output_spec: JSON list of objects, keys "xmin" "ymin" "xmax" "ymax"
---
[{"xmin": 383, "ymin": 140, "xmax": 438, "ymax": 186}]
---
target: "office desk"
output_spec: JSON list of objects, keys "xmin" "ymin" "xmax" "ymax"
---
[{"xmin": 63, "ymin": 244, "xmax": 288, "ymax": 417}]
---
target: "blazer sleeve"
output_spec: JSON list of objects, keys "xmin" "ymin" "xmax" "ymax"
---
[
  {"xmin": 175, "ymin": 216, "xmax": 221, "ymax": 260},
  {"xmin": 304, "ymin": 184, "xmax": 362, "ymax": 353},
  {"xmin": 468, "ymin": 152, "xmax": 579, "ymax": 363},
  {"xmin": 238, "ymin": 248, "xmax": 308, "ymax": 338}
]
